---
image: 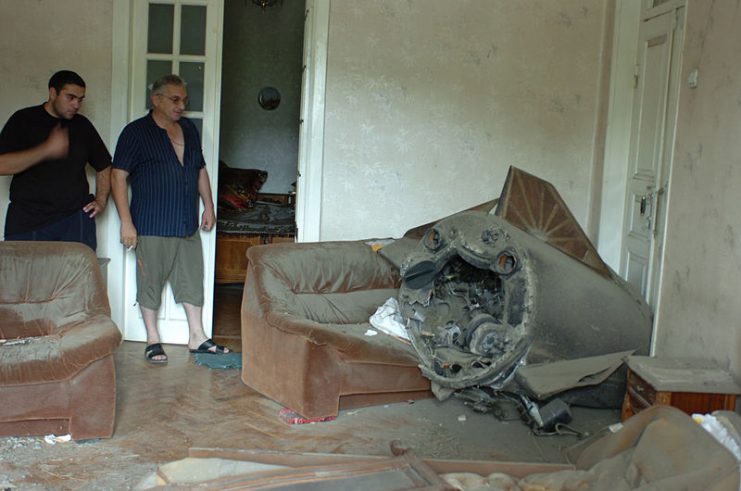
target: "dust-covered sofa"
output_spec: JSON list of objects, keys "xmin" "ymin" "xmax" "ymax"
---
[
  {"xmin": 241, "ymin": 241, "xmax": 431, "ymax": 419},
  {"xmin": 0, "ymin": 241, "xmax": 122, "ymax": 439}
]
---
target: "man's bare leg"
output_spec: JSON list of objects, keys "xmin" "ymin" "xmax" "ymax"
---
[
  {"xmin": 183, "ymin": 302, "xmax": 230, "ymax": 353},
  {"xmin": 141, "ymin": 305, "xmax": 167, "ymax": 362}
]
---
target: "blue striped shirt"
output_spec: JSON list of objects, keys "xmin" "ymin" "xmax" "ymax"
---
[{"xmin": 113, "ymin": 112, "xmax": 204, "ymax": 237}]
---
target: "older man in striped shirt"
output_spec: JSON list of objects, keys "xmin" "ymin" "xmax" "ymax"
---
[{"xmin": 111, "ymin": 74, "xmax": 229, "ymax": 364}]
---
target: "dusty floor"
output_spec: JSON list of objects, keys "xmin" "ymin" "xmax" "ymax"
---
[
  {"xmin": 0, "ymin": 286, "xmax": 621, "ymax": 489},
  {"xmin": 0, "ymin": 341, "xmax": 620, "ymax": 490}
]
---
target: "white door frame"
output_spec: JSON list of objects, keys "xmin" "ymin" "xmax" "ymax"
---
[
  {"xmin": 108, "ymin": 0, "xmax": 328, "ymax": 331},
  {"xmin": 598, "ymin": 0, "xmax": 685, "ymax": 271},
  {"xmin": 597, "ymin": 0, "xmax": 641, "ymax": 271},
  {"xmin": 108, "ymin": 0, "xmax": 224, "ymax": 342},
  {"xmin": 296, "ymin": 0, "xmax": 329, "ymax": 243},
  {"xmin": 107, "ymin": 0, "xmax": 134, "ymax": 332},
  {"xmin": 599, "ymin": 0, "xmax": 685, "ymax": 355}
]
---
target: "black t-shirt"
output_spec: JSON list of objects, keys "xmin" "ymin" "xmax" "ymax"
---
[{"xmin": 0, "ymin": 104, "xmax": 111, "ymax": 235}]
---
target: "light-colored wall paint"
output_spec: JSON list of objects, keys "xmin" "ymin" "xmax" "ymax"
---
[
  {"xmin": 0, "ymin": 0, "xmax": 114, "ymax": 249},
  {"xmin": 219, "ymin": 0, "xmax": 304, "ymax": 194},
  {"xmin": 320, "ymin": 0, "xmax": 611, "ymax": 241},
  {"xmin": 653, "ymin": 0, "xmax": 741, "ymax": 380}
]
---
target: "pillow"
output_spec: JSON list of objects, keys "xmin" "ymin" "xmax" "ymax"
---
[{"xmin": 218, "ymin": 162, "xmax": 268, "ymax": 210}]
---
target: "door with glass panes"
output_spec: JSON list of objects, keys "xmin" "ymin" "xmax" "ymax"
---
[{"xmin": 121, "ymin": 0, "xmax": 222, "ymax": 343}]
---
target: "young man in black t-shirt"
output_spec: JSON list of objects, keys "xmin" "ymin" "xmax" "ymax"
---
[{"xmin": 0, "ymin": 70, "xmax": 111, "ymax": 251}]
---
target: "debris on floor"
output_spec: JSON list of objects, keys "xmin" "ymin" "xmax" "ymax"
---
[
  {"xmin": 43, "ymin": 434, "xmax": 71, "ymax": 445},
  {"xmin": 278, "ymin": 407, "xmax": 336, "ymax": 425},
  {"xmin": 135, "ymin": 407, "xmax": 741, "ymax": 490}
]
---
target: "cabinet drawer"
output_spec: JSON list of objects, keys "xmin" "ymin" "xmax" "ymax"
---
[{"xmin": 215, "ymin": 233, "xmax": 295, "ymax": 284}]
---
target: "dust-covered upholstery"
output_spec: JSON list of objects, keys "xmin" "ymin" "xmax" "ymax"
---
[
  {"xmin": 241, "ymin": 241, "xmax": 431, "ymax": 418},
  {"xmin": 0, "ymin": 242, "xmax": 122, "ymax": 439}
]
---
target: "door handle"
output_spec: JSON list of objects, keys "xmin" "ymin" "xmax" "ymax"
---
[{"xmin": 640, "ymin": 196, "xmax": 647, "ymax": 216}]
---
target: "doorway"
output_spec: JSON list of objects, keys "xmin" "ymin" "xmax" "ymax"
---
[
  {"xmin": 621, "ymin": 3, "xmax": 684, "ymax": 311},
  {"xmin": 212, "ymin": 0, "xmax": 305, "ymax": 348},
  {"xmin": 218, "ymin": 1, "xmax": 304, "ymax": 198},
  {"xmin": 109, "ymin": 0, "xmax": 328, "ymax": 342},
  {"xmin": 599, "ymin": 0, "xmax": 685, "ymax": 317}
]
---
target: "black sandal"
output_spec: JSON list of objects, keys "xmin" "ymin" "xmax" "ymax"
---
[
  {"xmin": 144, "ymin": 343, "xmax": 168, "ymax": 364},
  {"xmin": 189, "ymin": 338, "xmax": 230, "ymax": 355}
]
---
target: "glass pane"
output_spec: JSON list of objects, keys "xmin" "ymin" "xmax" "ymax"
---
[
  {"xmin": 146, "ymin": 60, "xmax": 173, "ymax": 108},
  {"xmin": 190, "ymin": 118, "xmax": 203, "ymax": 143},
  {"xmin": 180, "ymin": 62, "xmax": 204, "ymax": 112},
  {"xmin": 180, "ymin": 5, "xmax": 207, "ymax": 55},
  {"xmin": 148, "ymin": 3, "xmax": 174, "ymax": 54}
]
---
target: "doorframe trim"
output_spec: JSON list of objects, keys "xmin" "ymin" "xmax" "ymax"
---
[
  {"xmin": 597, "ymin": 0, "xmax": 641, "ymax": 272},
  {"xmin": 648, "ymin": 5, "xmax": 685, "ymax": 355},
  {"xmin": 108, "ymin": 0, "xmax": 134, "ymax": 333},
  {"xmin": 296, "ymin": 0, "xmax": 329, "ymax": 242},
  {"xmin": 109, "ymin": 0, "xmax": 223, "ymax": 342}
]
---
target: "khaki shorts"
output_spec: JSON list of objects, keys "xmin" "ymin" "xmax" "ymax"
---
[{"xmin": 135, "ymin": 234, "xmax": 204, "ymax": 310}]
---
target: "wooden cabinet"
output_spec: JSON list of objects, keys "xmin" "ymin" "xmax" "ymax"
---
[
  {"xmin": 621, "ymin": 356, "xmax": 740, "ymax": 421},
  {"xmin": 214, "ymin": 193, "xmax": 296, "ymax": 284},
  {"xmin": 215, "ymin": 233, "xmax": 294, "ymax": 284}
]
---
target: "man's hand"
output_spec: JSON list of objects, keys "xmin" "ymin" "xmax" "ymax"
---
[
  {"xmin": 83, "ymin": 198, "xmax": 106, "ymax": 218},
  {"xmin": 201, "ymin": 207, "xmax": 216, "ymax": 231},
  {"xmin": 43, "ymin": 124, "xmax": 69, "ymax": 160},
  {"xmin": 121, "ymin": 222, "xmax": 138, "ymax": 250},
  {"xmin": 0, "ymin": 123, "xmax": 69, "ymax": 176}
]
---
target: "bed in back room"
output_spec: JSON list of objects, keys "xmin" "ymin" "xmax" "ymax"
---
[{"xmin": 214, "ymin": 162, "xmax": 296, "ymax": 284}]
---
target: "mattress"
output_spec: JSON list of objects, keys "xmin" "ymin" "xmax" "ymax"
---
[{"xmin": 217, "ymin": 201, "xmax": 296, "ymax": 236}]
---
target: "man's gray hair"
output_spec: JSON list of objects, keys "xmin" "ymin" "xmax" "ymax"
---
[{"xmin": 151, "ymin": 74, "xmax": 187, "ymax": 94}]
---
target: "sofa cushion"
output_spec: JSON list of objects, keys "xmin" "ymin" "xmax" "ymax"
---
[
  {"xmin": 267, "ymin": 312, "xmax": 419, "ymax": 366},
  {"xmin": 250, "ymin": 241, "xmax": 401, "ymax": 321},
  {"xmin": 0, "ymin": 314, "xmax": 121, "ymax": 385},
  {"xmin": 0, "ymin": 318, "xmax": 55, "ymax": 340},
  {"xmin": 0, "ymin": 241, "xmax": 111, "ymax": 327}
]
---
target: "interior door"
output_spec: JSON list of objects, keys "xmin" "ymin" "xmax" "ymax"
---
[
  {"xmin": 121, "ymin": 0, "xmax": 223, "ymax": 344},
  {"xmin": 621, "ymin": 7, "xmax": 683, "ymax": 308}
]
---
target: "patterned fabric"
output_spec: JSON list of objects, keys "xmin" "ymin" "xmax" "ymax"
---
[
  {"xmin": 217, "ymin": 201, "xmax": 295, "ymax": 236},
  {"xmin": 217, "ymin": 164, "xmax": 267, "ymax": 210}
]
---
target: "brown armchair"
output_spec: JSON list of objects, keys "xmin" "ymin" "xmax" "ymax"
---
[
  {"xmin": 241, "ymin": 241, "xmax": 431, "ymax": 419},
  {"xmin": 0, "ymin": 242, "xmax": 122, "ymax": 439}
]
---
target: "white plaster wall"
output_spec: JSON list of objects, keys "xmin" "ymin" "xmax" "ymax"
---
[
  {"xmin": 653, "ymin": 1, "xmax": 741, "ymax": 382},
  {"xmin": 0, "ymin": 0, "xmax": 114, "ymax": 249},
  {"xmin": 320, "ymin": 0, "xmax": 610, "ymax": 241},
  {"xmin": 219, "ymin": 0, "xmax": 304, "ymax": 194}
]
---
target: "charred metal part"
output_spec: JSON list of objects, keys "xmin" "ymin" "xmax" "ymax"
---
[
  {"xmin": 456, "ymin": 387, "xmax": 521, "ymax": 420},
  {"xmin": 520, "ymin": 395, "xmax": 572, "ymax": 432},
  {"xmin": 398, "ymin": 167, "xmax": 652, "ymax": 410},
  {"xmin": 400, "ymin": 214, "xmax": 533, "ymax": 393},
  {"xmin": 456, "ymin": 387, "xmax": 573, "ymax": 434}
]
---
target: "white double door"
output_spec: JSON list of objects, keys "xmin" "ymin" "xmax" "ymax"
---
[{"xmin": 120, "ymin": 0, "xmax": 223, "ymax": 344}]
